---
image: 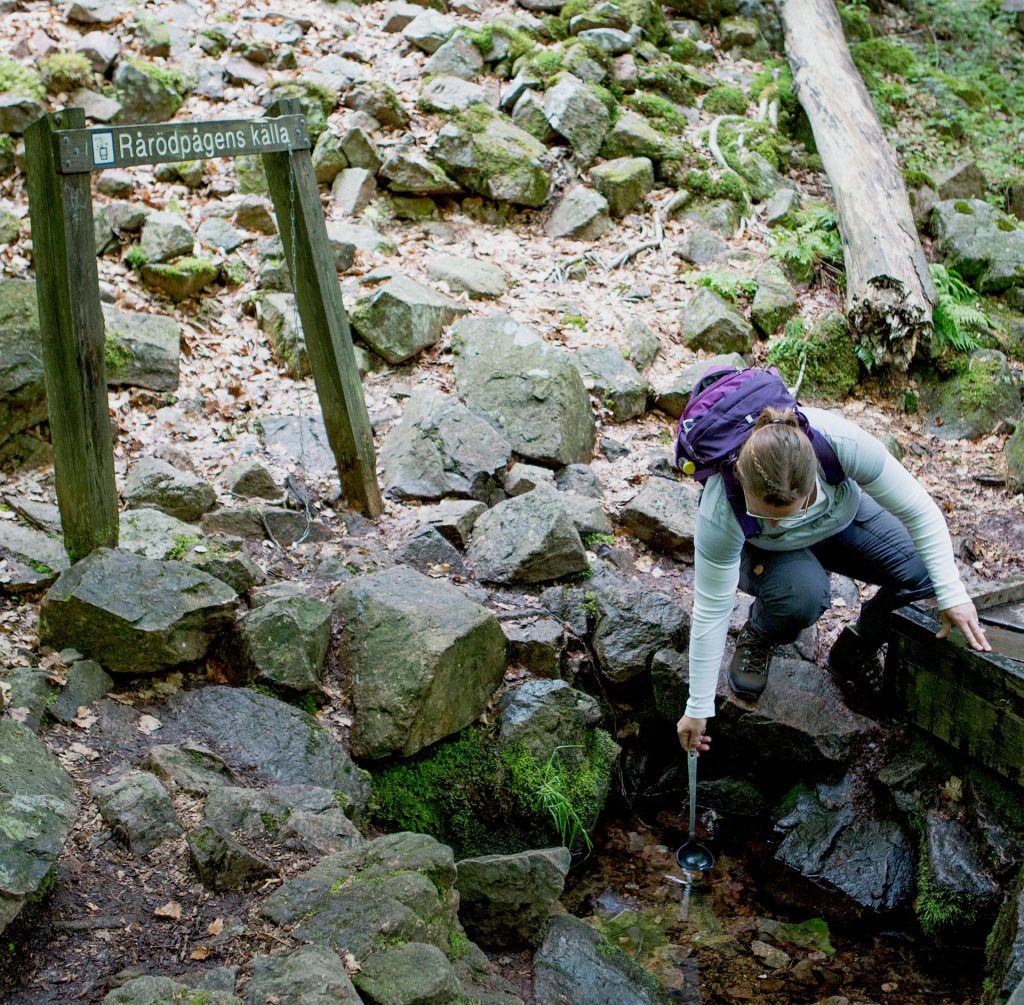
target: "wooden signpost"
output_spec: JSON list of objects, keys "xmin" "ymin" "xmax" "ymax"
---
[{"xmin": 25, "ymin": 100, "xmax": 381, "ymax": 562}]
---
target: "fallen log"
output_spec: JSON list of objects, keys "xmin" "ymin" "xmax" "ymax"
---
[{"xmin": 782, "ymin": 0, "xmax": 935, "ymax": 370}]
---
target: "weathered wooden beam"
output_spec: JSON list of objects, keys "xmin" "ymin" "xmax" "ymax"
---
[
  {"xmin": 24, "ymin": 108, "xmax": 118, "ymax": 561},
  {"xmin": 261, "ymin": 99, "xmax": 383, "ymax": 518},
  {"xmin": 782, "ymin": 0, "xmax": 935, "ymax": 370}
]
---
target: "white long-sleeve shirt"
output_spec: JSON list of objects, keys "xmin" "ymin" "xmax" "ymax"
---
[{"xmin": 684, "ymin": 407, "xmax": 970, "ymax": 720}]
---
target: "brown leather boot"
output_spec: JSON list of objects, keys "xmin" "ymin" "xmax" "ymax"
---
[{"xmin": 727, "ymin": 622, "xmax": 777, "ymax": 699}]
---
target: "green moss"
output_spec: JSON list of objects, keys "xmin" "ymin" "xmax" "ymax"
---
[
  {"xmin": 104, "ymin": 335, "xmax": 134, "ymax": 374},
  {"xmin": 38, "ymin": 53, "xmax": 93, "ymax": 94},
  {"xmin": 0, "ymin": 58, "xmax": 44, "ymax": 100},
  {"xmin": 582, "ymin": 590, "xmax": 598, "ymax": 618},
  {"xmin": 448, "ymin": 927, "xmax": 472, "ymax": 963},
  {"xmin": 767, "ymin": 312, "xmax": 861, "ymax": 399},
  {"xmin": 839, "ymin": 1, "xmax": 876, "ymax": 41},
  {"xmin": 564, "ymin": 38, "xmax": 612, "ymax": 72},
  {"xmin": 221, "ymin": 255, "xmax": 248, "ymax": 287},
  {"xmin": 560, "ymin": 0, "xmax": 590, "ymax": 18},
  {"xmin": 915, "ymin": 829, "xmax": 979, "ymax": 938},
  {"xmin": 369, "ymin": 725, "xmax": 617, "ymax": 858},
  {"xmin": 562, "ymin": 314, "xmax": 587, "ymax": 330},
  {"xmin": 125, "ymin": 245, "xmax": 148, "ymax": 272},
  {"xmin": 667, "ymin": 38, "xmax": 703, "ymax": 64},
  {"xmin": 682, "ymin": 168, "xmax": 748, "ymax": 204},
  {"xmin": 775, "ymin": 783, "xmax": 811, "ymax": 818},
  {"xmin": 583, "ymin": 533, "xmax": 615, "ymax": 547},
  {"xmin": 904, "ymin": 168, "xmax": 936, "ymax": 189},
  {"xmin": 851, "ymin": 37, "xmax": 918, "ymax": 77},
  {"xmin": 265, "ymin": 79, "xmax": 338, "ymax": 139},
  {"xmin": 590, "ymin": 83, "xmax": 620, "ymax": 119},
  {"xmin": 636, "ymin": 60, "xmax": 693, "ymax": 104},
  {"xmin": 125, "ymin": 56, "xmax": 189, "ymax": 96},
  {"xmin": 957, "ymin": 352, "xmax": 1008, "ymax": 410},
  {"xmin": 702, "ymin": 84, "xmax": 748, "ymax": 116},
  {"xmin": 516, "ymin": 47, "xmax": 565, "ymax": 81},
  {"xmin": 954, "ymin": 200, "xmax": 974, "ymax": 214},
  {"xmin": 167, "ymin": 534, "xmax": 201, "ymax": 561},
  {"xmin": 967, "ymin": 766, "xmax": 1024, "ymax": 833},
  {"xmin": 624, "ymin": 92, "xmax": 689, "ymax": 135},
  {"xmin": 541, "ymin": 15, "xmax": 570, "ymax": 41}
]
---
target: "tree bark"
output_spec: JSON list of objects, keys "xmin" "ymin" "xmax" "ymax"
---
[{"xmin": 782, "ymin": 0, "xmax": 935, "ymax": 370}]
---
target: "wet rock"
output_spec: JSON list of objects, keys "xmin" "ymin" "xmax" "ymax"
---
[
  {"xmin": 334, "ymin": 566, "xmax": 506, "ymax": 759},
  {"xmin": 0, "ymin": 720, "xmax": 77, "ymax": 931},
  {"xmin": 590, "ymin": 574, "xmax": 689, "ymax": 685},
  {"xmin": 425, "ymin": 253, "xmax": 509, "ymax": 299},
  {"xmin": 123, "ymin": 457, "xmax": 217, "ymax": 522},
  {"xmin": 350, "ymin": 275, "xmax": 467, "ymax": 364},
  {"xmin": 590, "ymin": 156, "xmax": 655, "ymax": 218},
  {"xmin": 451, "ymin": 315, "xmax": 596, "ymax": 466},
  {"xmin": 101, "ymin": 976, "xmax": 241, "ymax": 1005},
  {"xmin": 988, "ymin": 867, "xmax": 1024, "ymax": 1005},
  {"xmin": 679, "ymin": 287, "xmax": 756, "ymax": 354},
  {"xmin": 424, "ymin": 31, "xmax": 484, "ymax": 79},
  {"xmin": 118, "ymin": 509, "xmax": 203, "ymax": 561},
  {"xmin": 503, "ymin": 618, "xmax": 565, "ymax": 677},
  {"xmin": 497, "ymin": 679, "xmax": 601, "ymax": 760},
  {"xmin": 102, "ymin": 305, "xmax": 181, "ymax": 391},
  {"xmin": 240, "ymin": 595, "xmax": 332, "ymax": 695},
  {"xmin": 0, "ymin": 521, "xmax": 69, "ymax": 594},
  {"xmin": 576, "ymin": 346, "xmax": 649, "ymax": 423},
  {"xmin": 379, "ymin": 150, "xmax": 461, "ymax": 196},
  {"xmin": 923, "ymin": 808, "xmax": 1001, "ymax": 910},
  {"xmin": 38, "ymin": 549, "xmax": 236, "ymax": 674},
  {"xmin": 545, "ymin": 185, "xmax": 613, "ymax": 241},
  {"xmin": 620, "ymin": 477, "xmax": 701, "ymax": 552},
  {"xmin": 416, "ymin": 499, "xmax": 487, "ymax": 548},
  {"xmin": 920, "ymin": 349, "xmax": 1022, "ymax": 440},
  {"xmin": 775, "ymin": 778, "xmax": 914, "ymax": 914},
  {"xmin": 534, "ymin": 914, "xmax": 671, "ymax": 1005},
  {"xmin": 167, "ymin": 687, "xmax": 370, "ymax": 818},
  {"xmin": 244, "ymin": 947, "xmax": 362, "ymax": 1005},
  {"xmin": 48, "ymin": 659, "xmax": 113, "ymax": 726},
  {"xmin": 467, "ymin": 485, "xmax": 588, "ymax": 584},
  {"xmin": 431, "ymin": 106, "xmax": 550, "ymax": 208},
  {"xmin": 932, "ymin": 198, "xmax": 1024, "ymax": 293},
  {"xmin": 92, "ymin": 772, "xmax": 182, "ymax": 856},
  {"xmin": 380, "ymin": 389, "xmax": 512, "ymax": 502},
  {"xmin": 456, "ymin": 846, "xmax": 571, "ymax": 948},
  {"xmin": 543, "ymin": 73, "xmax": 611, "ymax": 166}
]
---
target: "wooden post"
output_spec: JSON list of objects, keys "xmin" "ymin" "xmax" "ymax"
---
[
  {"xmin": 25, "ymin": 108, "xmax": 118, "ymax": 561},
  {"xmin": 261, "ymin": 99, "xmax": 383, "ymax": 518}
]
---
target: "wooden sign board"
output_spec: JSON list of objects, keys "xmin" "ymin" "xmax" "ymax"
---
[
  {"xmin": 887, "ymin": 577, "xmax": 1024, "ymax": 788},
  {"xmin": 53, "ymin": 115, "xmax": 310, "ymax": 173}
]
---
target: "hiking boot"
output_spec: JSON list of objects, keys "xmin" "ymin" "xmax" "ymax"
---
[
  {"xmin": 827, "ymin": 625, "xmax": 885, "ymax": 708},
  {"xmin": 728, "ymin": 622, "xmax": 777, "ymax": 699}
]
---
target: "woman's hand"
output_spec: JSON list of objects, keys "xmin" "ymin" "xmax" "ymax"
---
[
  {"xmin": 677, "ymin": 715, "xmax": 711, "ymax": 754},
  {"xmin": 936, "ymin": 601, "xmax": 991, "ymax": 652}
]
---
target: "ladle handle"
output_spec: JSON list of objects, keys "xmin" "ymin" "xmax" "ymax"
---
[{"xmin": 687, "ymin": 750, "xmax": 698, "ymax": 841}]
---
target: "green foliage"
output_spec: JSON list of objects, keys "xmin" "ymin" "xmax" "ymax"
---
[
  {"xmin": 680, "ymin": 269, "xmax": 757, "ymax": 303},
  {"xmin": 167, "ymin": 534, "xmax": 200, "ymax": 561},
  {"xmin": 124, "ymin": 57, "xmax": 190, "ymax": 96},
  {"xmin": 682, "ymin": 168, "xmax": 748, "ymax": 204},
  {"xmin": 369, "ymin": 725, "xmax": 616, "ymax": 858},
  {"xmin": 930, "ymin": 264, "xmax": 989, "ymax": 354},
  {"xmin": 769, "ymin": 204, "xmax": 843, "ymax": 283},
  {"xmin": 839, "ymin": 1, "xmax": 876, "ymax": 41},
  {"xmin": 125, "ymin": 245, "xmax": 148, "ymax": 270},
  {"xmin": 583, "ymin": 590, "xmax": 599, "ymax": 618},
  {"xmin": 851, "ymin": 37, "xmax": 918, "ymax": 77},
  {"xmin": 583, "ymin": 533, "xmax": 615, "ymax": 547},
  {"xmin": 0, "ymin": 58, "xmax": 44, "ymax": 100},
  {"xmin": 38, "ymin": 53, "xmax": 94, "ymax": 94},
  {"xmin": 516, "ymin": 47, "xmax": 565, "ymax": 81},
  {"xmin": 767, "ymin": 312, "xmax": 861, "ymax": 399},
  {"xmin": 562, "ymin": 314, "xmax": 587, "ymax": 330},
  {"xmin": 702, "ymin": 84, "xmax": 748, "ymax": 116}
]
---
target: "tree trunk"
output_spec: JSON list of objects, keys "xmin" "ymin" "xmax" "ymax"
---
[{"xmin": 782, "ymin": 0, "xmax": 935, "ymax": 370}]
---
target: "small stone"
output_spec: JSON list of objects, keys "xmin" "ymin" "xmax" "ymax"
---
[
  {"xmin": 197, "ymin": 217, "xmax": 247, "ymax": 252},
  {"xmin": 765, "ymin": 187, "xmax": 801, "ymax": 227},
  {"xmin": 416, "ymin": 499, "xmax": 487, "ymax": 548},
  {"xmin": 383, "ymin": 1, "xmax": 423, "ymax": 31},
  {"xmin": 75, "ymin": 30, "xmax": 119, "ymax": 74},
  {"xmin": 234, "ymin": 195, "xmax": 277, "ymax": 234},
  {"xmin": 934, "ymin": 161, "xmax": 987, "ymax": 201},
  {"xmin": 139, "ymin": 211, "xmax": 193, "ymax": 264},
  {"xmin": 512, "ymin": 89, "xmax": 556, "ymax": 143},
  {"xmin": 542, "ymin": 73, "xmax": 611, "ymax": 166},
  {"xmin": 47, "ymin": 660, "xmax": 114, "ymax": 726},
  {"xmin": 123, "ymin": 457, "xmax": 217, "ymax": 522},
  {"xmin": 340, "ymin": 127, "xmax": 382, "ymax": 173},
  {"xmin": 751, "ymin": 939, "xmax": 791, "ymax": 969},
  {"xmin": 424, "ymin": 254, "xmax": 509, "ymax": 299},
  {"xmin": 379, "ymin": 151, "xmax": 461, "ymax": 196},
  {"xmin": 311, "ymin": 130, "xmax": 348, "ymax": 185},
  {"xmin": 240, "ymin": 595, "xmax": 332, "ymax": 694},
  {"xmin": 505, "ymin": 462, "xmax": 557, "ymax": 496}
]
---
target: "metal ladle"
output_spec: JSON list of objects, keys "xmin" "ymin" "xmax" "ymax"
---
[{"xmin": 675, "ymin": 750, "xmax": 715, "ymax": 872}]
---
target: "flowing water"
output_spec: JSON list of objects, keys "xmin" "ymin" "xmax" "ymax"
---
[{"xmin": 565, "ymin": 817, "xmax": 984, "ymax": 1004}]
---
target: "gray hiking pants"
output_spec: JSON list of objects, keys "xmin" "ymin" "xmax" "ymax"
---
[{"xmin": 738, "ymin": 494, "xmax": 933, "ymax": 649}]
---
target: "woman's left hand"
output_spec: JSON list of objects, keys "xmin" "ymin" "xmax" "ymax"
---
[{"xmin": 936, "ymin": 601, "xmax": 992, "ymax": 652}]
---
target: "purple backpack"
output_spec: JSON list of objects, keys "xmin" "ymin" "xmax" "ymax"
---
[{"xmin": 674, "ymin": 367, "xmax": 846, "ymax": 538}]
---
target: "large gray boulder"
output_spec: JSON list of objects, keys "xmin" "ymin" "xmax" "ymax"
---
[
  {"xmin": 166, "ymin": 687, "xmax": 370, "ymax": 818},
  {"xmin": 456, "ymin": 846, "xmax": 571, "ymax": 948},
  {"xmin": 467, "ymin": 486, "xmax": 588, "ymax": 584},
  {"xmin": 679, "ymin": 287, "xmax": 757, "ymax": 354},
  {"xmin": 92, "ymin": 772, "xmax": 182, "ymax": 856},
  {"xmin": 497, "ymin": 679, "xmax": 602, "ymax": 760},
  {"xmin": 590, "ymin": 574, "xmax": 689, "ymax": 685},
  {"xmin": 102, "ymin": 306, "xmax": 181, "ymax": 391},
  {"xmin": 239, "ymin": 594, "xmax": 332, "ymax": 695},
  {"xmin": 920, "ymin": 349, "xmax": 1022, "ymax": 440},
  {"xmin": 112, "ymin": 59, "xmax": 185, "ymax": 123},
  {"xmin": 620, "ymin": 477, "xmax": 701, "ymax": 552},
  {"xmin": 349, "ymin": 275, "xmax": 467, "ymax": 364},
  {"xmin": 118, "ymin": 508, "xmax": 204, "ymax": 561},
  {"xmin": 451, "ymin": 315, "xmax": 596, "ymax": 466},
  {"xmin": 378, "ymin": 151, "xmax": 461, "ymax": 195},
  {"xmin": 38, "ymin": 548, "xmax": 236, "ymax": 674},
  {"xmin": 931, "ymin": 198, "xmax": 1024, "ymax": 293},
  {"xmin": 138, "ymin": 210, "xmax": 193, "ymax": 263},
  {"xmin": 425, "ymin": 254, "xmax": 510, "ymax": 300},
  {"xmin": 542, "ymin": 73, "xmax": 610, "ymax": 166},
  {"xmin": 380, "ymin": 390, "xmax": 512, "ymax": 502},
  {"xmin": 534, "ymin": 914, "xmax": 674, "ymax": 1005},
  {"xmin": 334, "ymin": 567, "xmax": 507, "ymax": 760},
  {"xmin": 774, "ymin": 776, "xmax": 915, "ymax": 916},
  {"xmin": 0, "ymin": 721, "xmax": 78, "ymax": 933},
  {"xmin": 122, "ymin": 457, "xmax": 218, "ymax": 522},
  {"xmin": 431, "ymin": 106, "xmax": 551, "ymax": 208},
  {"xmin": 244, "ymin": 947, "xmax": 362, "ymax": 1005},
  {"xmin": 102, "ymin": 976, "xmax": 241, "ymax": 1005}
]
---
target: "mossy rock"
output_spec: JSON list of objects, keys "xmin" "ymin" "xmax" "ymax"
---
[
  {"xmin": 920, "ymin": 349, "xmax": 1022, "ymax": 440},
  {"xmin": 140, "ymin": 257, "xmax": 219, "ymax": 302},
  {"xmin": 702, "ymin": 84, "xmax": 748, "ymax": 116},
  {"xmin": 766, "ymin": 312, "xmax": 861, "ymax": 400},
  {"xmin": 0, "ymin": 58, "xmax": 45, "ymax": 100},
  {"xmin": 38, "ymin": 53, "xmax": 94, "ymax": 94}
]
